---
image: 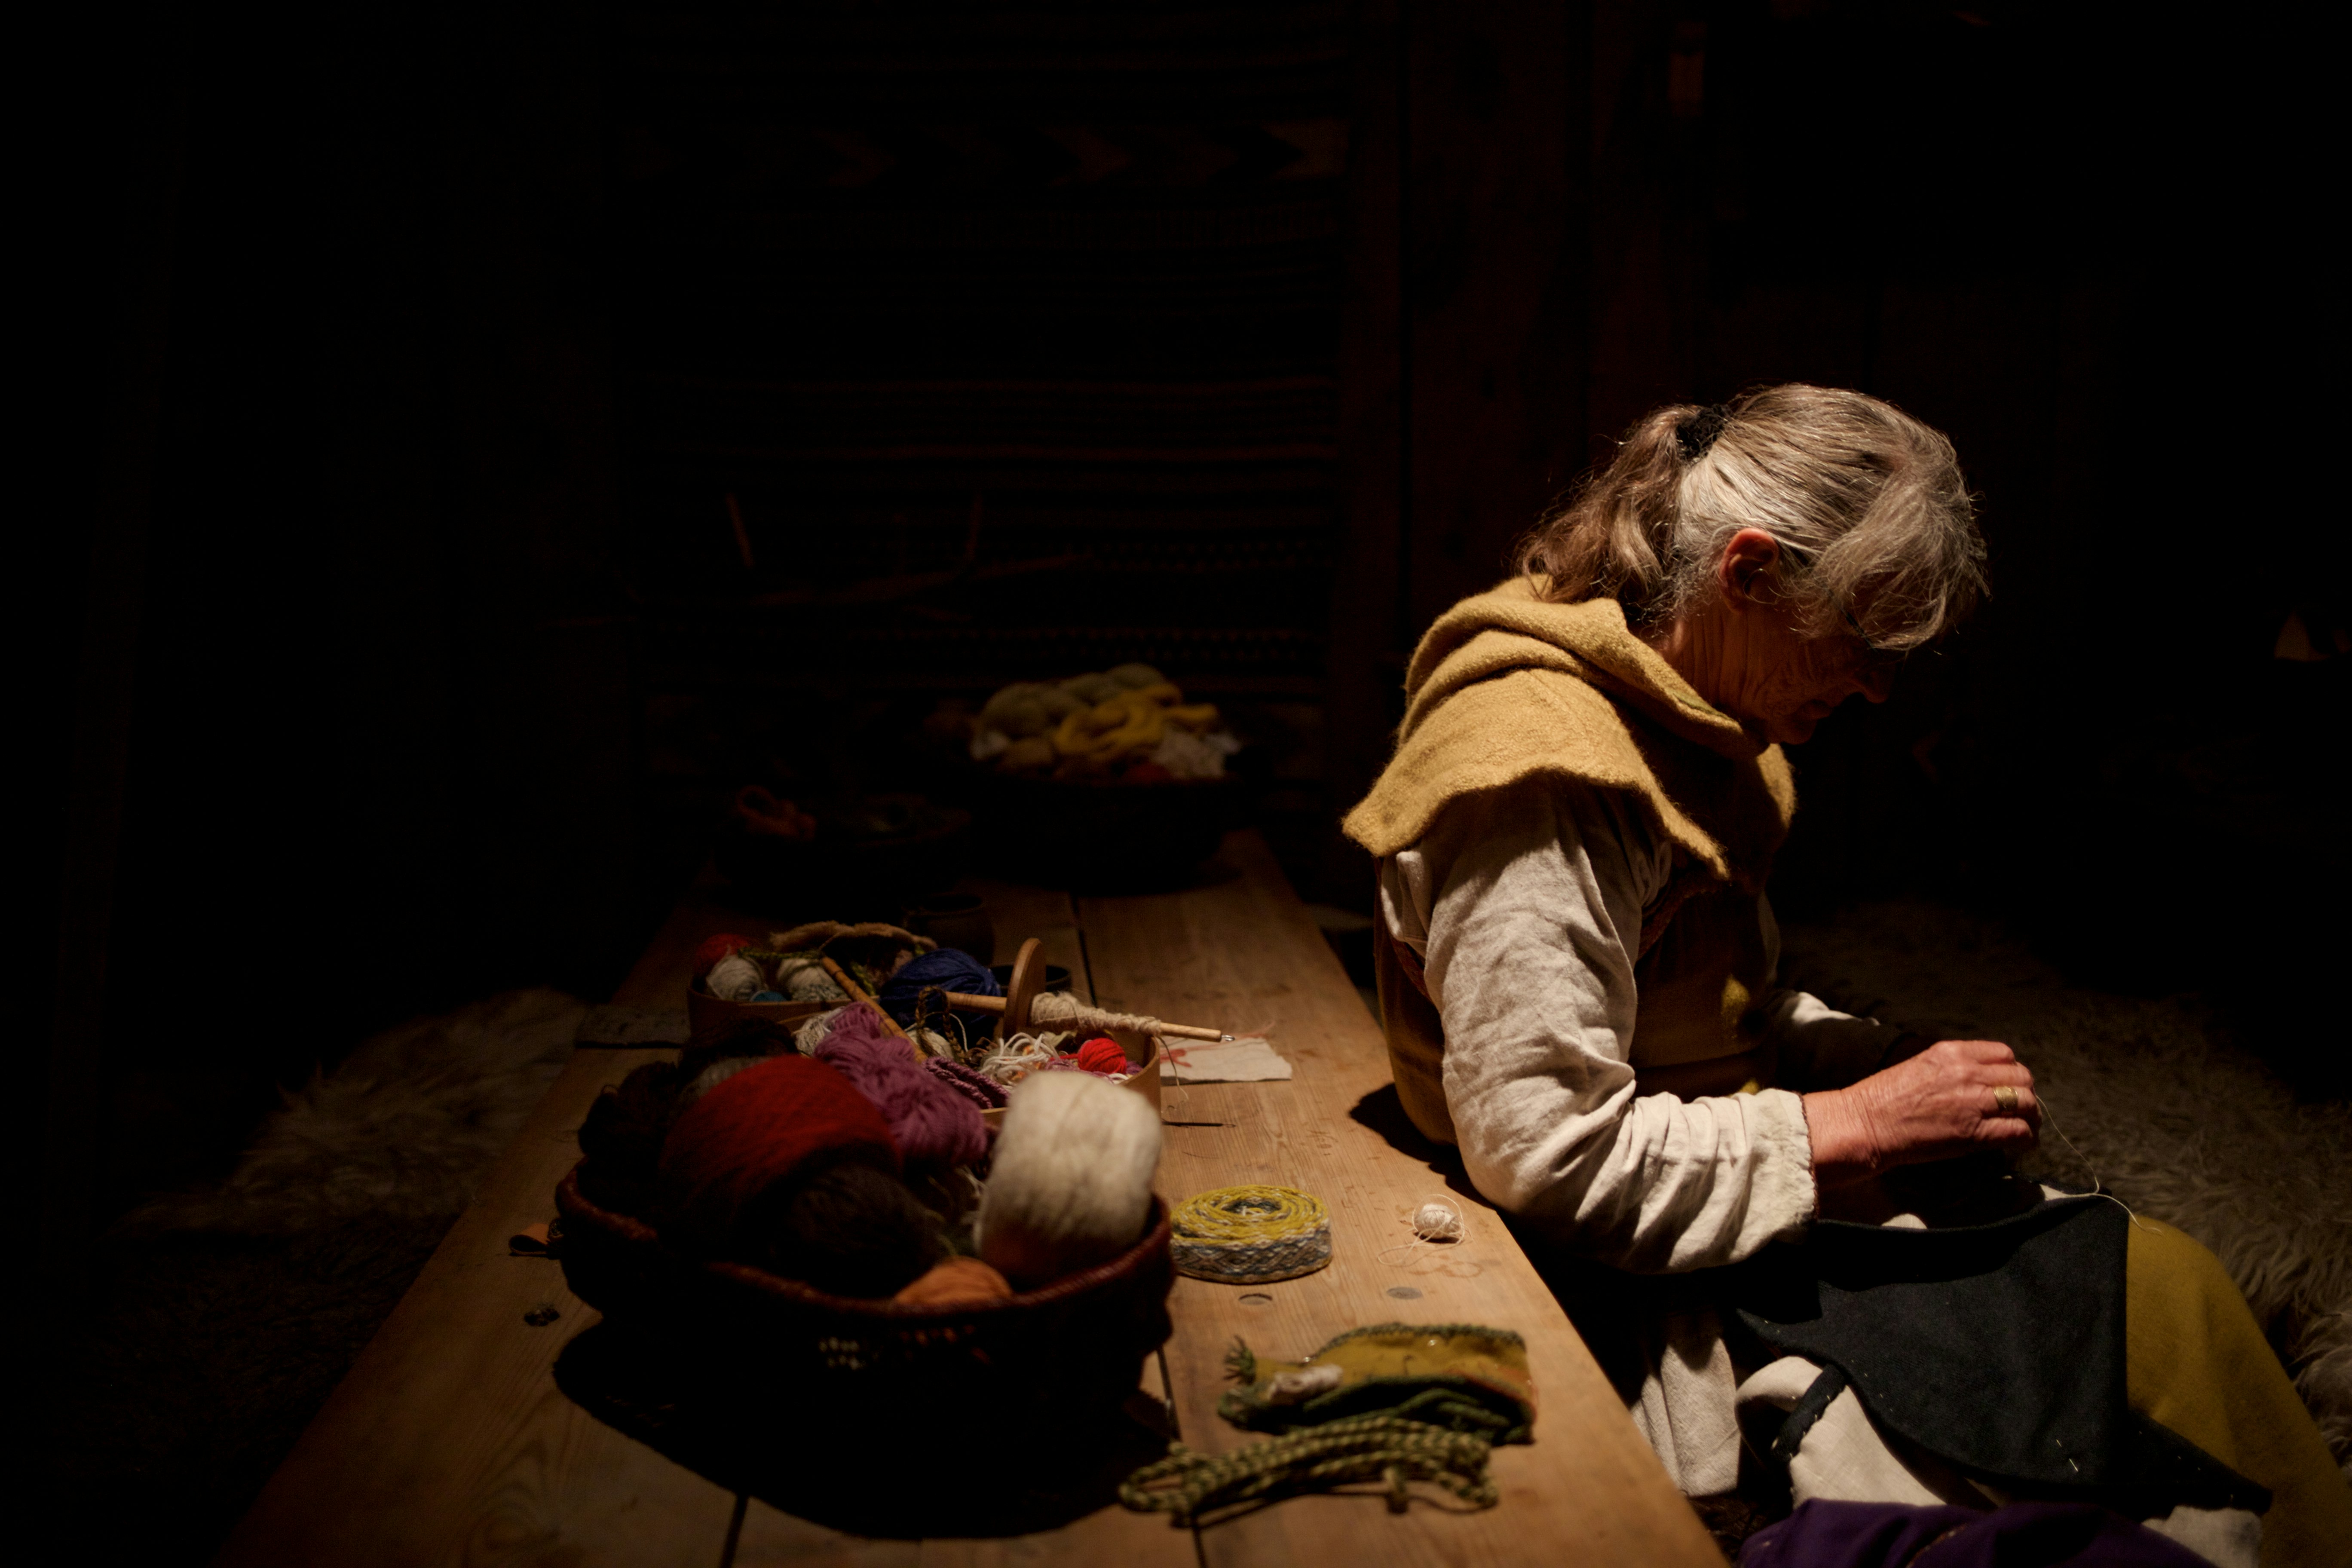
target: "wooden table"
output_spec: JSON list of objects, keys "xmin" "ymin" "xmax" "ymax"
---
[{"xmin": 220, "ymin": 833, "xmax": 1719, "ymax": 1567}]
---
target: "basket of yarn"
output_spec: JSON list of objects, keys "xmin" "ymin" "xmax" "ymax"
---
[
  {"xmin": 956, "ymin": 667, "xmax": 1250, "ymax": 886},
  {"xmin": 687, "ymin": 922, "xmax": 938, "ymax": 1037},
  {"xmin": 557, "ymin": 1025, "xmax": 1174, "ymax": 1433}
]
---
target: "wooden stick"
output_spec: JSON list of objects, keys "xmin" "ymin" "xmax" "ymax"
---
[
  {"xmin": 1001, "ymin": 936, "xmax": 1044, "ymax": 1039},
  {"xmin": 820, "ymin": 955, "xmax": 926, "ymax": 1060},
  {"xmin": 939, "ymin": 992, "xmax": 1231, "ymax": 1042}
]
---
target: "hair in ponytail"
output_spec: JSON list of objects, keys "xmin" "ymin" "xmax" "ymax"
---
[{"xmin": 1516, "ymin": 384, "xmax": 1985, "ymax": 649}]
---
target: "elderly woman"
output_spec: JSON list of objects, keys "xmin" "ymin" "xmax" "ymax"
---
[{"xmin": 1344, "ymin": 386, "xmax": 2347, "ymax": 1565}]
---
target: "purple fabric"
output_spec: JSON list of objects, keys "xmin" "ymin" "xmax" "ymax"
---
[
  {"xmin": 923, "ymin": 1055, "xmax": 1009, "ymax": 1110},
  {"xmin": 812, "ymin": 1005, "xmax": 989, "ymax": 1167},
  {"xmin": 1739, "ymin": 1501, "xmax": 2214, "ymax": 1568}
]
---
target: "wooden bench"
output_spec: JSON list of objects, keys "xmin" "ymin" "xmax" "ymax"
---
[{"xmin": 220, "ymin": 832, "xmax": 1718, "ymax": 1566}]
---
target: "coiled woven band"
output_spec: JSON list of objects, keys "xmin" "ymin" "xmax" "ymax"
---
[{"xmin": 1171, "ymin": 1185, "xmax": 1332, "ymax": 1284}]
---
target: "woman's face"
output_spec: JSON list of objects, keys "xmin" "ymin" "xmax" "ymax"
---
[
  {"xmin": 1718, "ymin": 600, "xmax": 1893, "ymax": 745},
  {"xmin": 1653, "ymin": 528, "xmax": 1896, "ymax": 745}
]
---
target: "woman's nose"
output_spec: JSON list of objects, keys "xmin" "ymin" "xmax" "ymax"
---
[{"xmin": 1859, "ymin": 666, "xmax": 1895, "ymax": 704}]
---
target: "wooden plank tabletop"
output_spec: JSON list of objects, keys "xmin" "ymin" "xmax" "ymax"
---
[
  {"xmin": 1081, "ymin": 834, "xmax": 1718, "ymax": 1565},
  {"xmin": 222, "ymin": 834, "xmax": 1718, "ymax": 1567}
]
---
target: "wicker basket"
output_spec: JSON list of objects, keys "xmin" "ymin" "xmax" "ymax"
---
[{"xmin": 556, "ymin": 1164, "xmax": 1175, "ymax": 1424}]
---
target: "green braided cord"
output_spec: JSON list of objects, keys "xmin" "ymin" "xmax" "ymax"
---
[
  {"xmin": 1310, "ymin": 1321, "xmax": 1528, "ymax": 1353},
  {"xmin": 1118, "ymin": 1416, "xmax": 1498, "ymax": 1522}
]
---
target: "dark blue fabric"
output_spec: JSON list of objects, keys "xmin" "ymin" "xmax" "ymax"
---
[
  {"xmin": 1734, "ymin": 1197, "xmax": 2266, "ymax": 1514},
  {"xmin": 1738, "ymin": 1500, "xmax": 2215, "ymax": 1568}
]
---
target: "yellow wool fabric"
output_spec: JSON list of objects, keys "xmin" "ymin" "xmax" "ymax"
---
[
  {"xmin": 2125, "ymin": 1219, "xmax": 2352, "ymax": 1568},
  {"xmin": 1346, "ymin": 582, "xmax": 1798, "ymax": 1142},
  {"xmin": 1344, "ymin": 582, "xmax": 1795, "ymax": 877}
]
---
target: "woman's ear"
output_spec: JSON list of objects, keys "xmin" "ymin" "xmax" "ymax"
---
[{"xmin": 1716, "ymin": 528, "xmax": 1783, "ymax": 610}]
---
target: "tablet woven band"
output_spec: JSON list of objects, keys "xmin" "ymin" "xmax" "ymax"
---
[{"xmin": 1171, "ymin": 1185, "xmax": 1332, "ymax": 1284}]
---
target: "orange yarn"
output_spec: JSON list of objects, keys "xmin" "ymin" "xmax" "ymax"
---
[{"xmin": 892, "ymin": 1255, "xmax": 1014, "ymax": 1308}]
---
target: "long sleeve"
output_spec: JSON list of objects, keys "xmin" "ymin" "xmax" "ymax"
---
[
  {"xmin": 1381, "ymin": 778, "xmax": 1821, "ymax": 1273},
  {"xmin": 1761, "ymin": 988, "xmax": 1907, "ymax": 1091}
]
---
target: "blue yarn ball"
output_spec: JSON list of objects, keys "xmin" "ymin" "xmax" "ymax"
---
[
  {"xmin": 750, "ymin": 989, "xmax": 788, "ymax": 1003},
  {"xmin": 877, "ymin": 948, "xmax": 1000, "ymax": 1024}
]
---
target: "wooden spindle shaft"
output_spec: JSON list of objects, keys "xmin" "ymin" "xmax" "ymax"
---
[
  {"xmin": 938, "ymin": 991, "xmax": 1230, "ymax": 1043},
  {"xmin": 819, "ymin": 955, "xmax": 925, "ymax": 1060}
]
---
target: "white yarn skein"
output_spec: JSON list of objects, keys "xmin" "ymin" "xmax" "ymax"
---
[
  {"xmin": 792, "ymin": 1007, "xmax": 845, "ymax": 1055},
  {"xmin": 1380, "ymin": 1196, "xmax": 1467, "ymax": 1262},
  {"xmin": 776, "ymin": 957, "xmax": 848, "ymax": 1003},
  {"xmin": 975, "ymin": 1031, "xmax": 1076, "ymax": 1085},
  {"xmin": 977, "ymin": 1070, "xmax": 1161, "ymax": 1290},
  {"xmin": 707, "ymin": 953, "xmax": 765, "ymax": 1002}
]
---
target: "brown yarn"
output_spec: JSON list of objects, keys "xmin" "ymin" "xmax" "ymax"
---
[
  {"xmin": 576, "ymin": 1061, "xmax": 682, "ymax": 1213},
  {"xmin": 749, "ymin": 1158, "xmax": 945, "ymax": 1299}
]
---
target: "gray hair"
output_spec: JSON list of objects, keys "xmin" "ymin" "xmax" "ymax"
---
[{"xmin": 1516, "ymin": 384, "xmax": 1986, "ymax": 649}]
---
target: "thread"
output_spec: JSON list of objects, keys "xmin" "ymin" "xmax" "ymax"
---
[
  {"xmin": 892, "ymin": 1255, "xmax": 1014, "ymax": 1309},
  {"xmin": 1380, "ymin": 1197, "xmax": 1467, "ymax": 1263},
  {"xmin": 813, "ymin": 1004, "xmax": 989, "ymax": 1168},
  {"xmin": 2036, "ymin": 1091, "xmax": 2151, "ymax": 1232},
  {"xmin": 695, "ymin": 933, "xmax": 754, "ymax": 972},
  {"xmin": 751, "ymin": 990, "xmax": 787, "ymax": 1003},
  {"xmin": 975, "ymin": 1031, "xmax": 1077, "ymax": 1086},
  {"xmin": 706, "ymin": 952, "xmax": 766, "ymax": 1002},
  {"xmin": 654, "ymin": 1055, "xmax": 899, "ymax": 1256},
  {"xmin": 1415, "ymin": 1200, "xmax": 1464, "ymax": 1240},
  {"xmin": 877, "ymin": 947, "xmax": 999, "ymax": 1025},
  {"xmin": 978, "ymin": 1071, "xmax": 1163, "ymax": 1289},
  {"xmin": 1171, "ymin": 1186, "xmax": 1332, "ymax": 1285}
]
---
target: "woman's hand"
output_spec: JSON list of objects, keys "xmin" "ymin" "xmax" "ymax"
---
[{"xmin": 1802, "ymin": 1039, "xmax": 2040, "ymax": 1188}]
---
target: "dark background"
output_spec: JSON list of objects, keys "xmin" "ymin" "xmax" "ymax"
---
[{"xmin": 35, "ymin": 0, "xmax": 2344, "ymax": 1295}]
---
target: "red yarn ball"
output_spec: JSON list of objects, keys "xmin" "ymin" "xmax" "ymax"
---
[
  {"xmin": 695, "ymin": 932, "xmax": 754, "ymax": 972},
  {"xmin": 1073, "ymin": 1036, "xmax": 1130, "ymax": 1075},
  {"xmin": 655, "ymin": 1055, "xmax": 898, "ymax": 1254}
]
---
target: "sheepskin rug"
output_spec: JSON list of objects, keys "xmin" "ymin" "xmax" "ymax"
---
[
  {"xmin": 127, "ymin": 988, "xmax": 586, "ymax": 1234},
  {"xmin": 55, "ymin": 989, "xmax": 586, "ymax": 1568},
  {"xmin": 1780, "ymin": 900, "xmax": 2352, "ymax": 1478}
]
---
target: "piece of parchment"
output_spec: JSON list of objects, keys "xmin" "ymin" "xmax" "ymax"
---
[{"xmin": 1158, "ymin": 1035, "xmax": 1292, "ymax": 1084}]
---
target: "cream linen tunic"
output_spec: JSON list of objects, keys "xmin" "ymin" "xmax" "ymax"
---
[{"xmin": 1380, "ymin": 775, "xmax": 1902, "ymax": 1489}]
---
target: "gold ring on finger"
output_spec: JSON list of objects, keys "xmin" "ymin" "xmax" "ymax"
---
[{"xmin": 1992, "ymin": 1084, "xmax": 2019, "ymax": 1115}]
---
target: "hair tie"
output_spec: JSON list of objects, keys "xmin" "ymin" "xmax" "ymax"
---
[{"xmin": 1677, "ymin": 404, "xmax": 1729, "ymax": 461}]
